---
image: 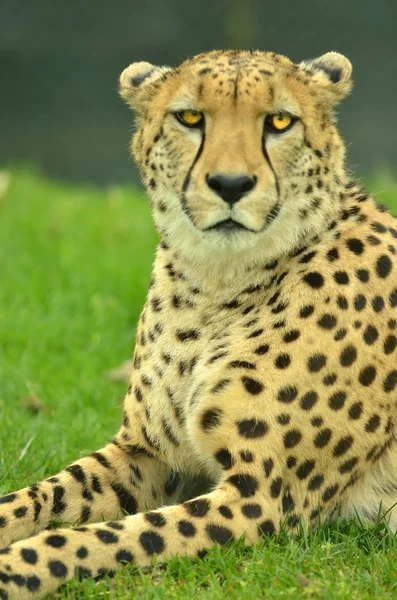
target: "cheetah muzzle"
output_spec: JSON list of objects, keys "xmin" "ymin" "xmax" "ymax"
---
[{"xmin": 1, "ymin": 49, "xmax": 397, "ymax": 599}]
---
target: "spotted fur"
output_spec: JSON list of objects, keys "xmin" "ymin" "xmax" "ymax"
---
[{"xmin": 1, "ymin": 49, "xmax": 397, "ymax": 599}]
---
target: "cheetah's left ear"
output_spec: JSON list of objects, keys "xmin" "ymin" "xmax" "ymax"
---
[
  {"xmin": 300, "ymin": 52, "xmax": 353, "ymax": 104},
  {"xmin": 119, "ymin": 62, "xmax": 172, "ymax": 110}
]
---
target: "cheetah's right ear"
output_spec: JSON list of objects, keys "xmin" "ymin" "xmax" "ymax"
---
[
  {"xmin": 300, "ymin": 52, "xmax": 353, "ymax": 104},
  {"xmin": 119, "ymin": 62, "xmax": 172, "ymax": 110}
]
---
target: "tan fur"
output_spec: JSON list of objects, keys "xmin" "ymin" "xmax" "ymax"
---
[{"xmin": 1, "ymin": 49, "xmax": 397, "ymax": 599}]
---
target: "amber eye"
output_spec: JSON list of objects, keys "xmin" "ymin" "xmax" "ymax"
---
[
  {"xmin": 175, "ymin": 110, "xmax": 204, "ymax": 128},
  {"xmin": 265, "ymin": 113, "xmax": 294, "ymax": 133}
]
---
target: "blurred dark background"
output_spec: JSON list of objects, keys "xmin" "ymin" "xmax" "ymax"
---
[{"xmin": 1, "ymin": 0, "xmax": 396, "ymax": 185}]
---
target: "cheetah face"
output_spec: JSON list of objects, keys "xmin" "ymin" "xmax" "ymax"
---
[{"xmin": 120, "ymin": 51, "xmax": 352, "ymax": 260}]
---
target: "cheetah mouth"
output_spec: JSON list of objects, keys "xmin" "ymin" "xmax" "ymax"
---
[{"xmin": 204, "ymin": 218, "xmax": 253, "ymax": 233}]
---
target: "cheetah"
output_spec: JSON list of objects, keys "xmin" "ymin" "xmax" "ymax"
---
[{"xmin": 1, "ymin": 48, "xmax": 397, "ymax": 599}]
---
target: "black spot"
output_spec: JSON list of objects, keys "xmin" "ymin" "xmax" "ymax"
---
[
  {"xmin": 384, "ymin": 335, "xmax": 397, "ymax": 355},
  {"xmin": 229, "ymin": 360, "xmax": 256, "ymax": 370},
  {"xmin": 145, "ymin": 512, "xmax": 167, "ymax": 527},
  {"xmin": 346, "ymin": 238, "xmax": 364, "ymax": 255},
  {"xmin": 215, "ymin": 449, "xmax": 234, "ymax": 470},
  {"xmin": 76, "ymin": 566, "xmax": 93, "ymax": 581},
  {"xmin": 363, "ymin": 326, "xmax": 378, "ymax": 345},
  {"xmin": 115, "ymin": 549, "xmax": 134, "ymax": 564},
  {"xmin": 46, "ymin": 534, "xmax": 67, "ymax": 548},
  {"xmin": 337, "ymin": 296, "xmax": 348, "ymax": 310},
  {"xmin": 21, "ymin": 548, "xmax": 38, "ymax": 565},
  {"xmin": 299, "ymin": 251, "xmax": 317, "ymax": 264},
  {"xmin": 14, "ymin": 506, "xmax": 28, "ymax": 518},
  {"xmin": 322, "ymin": 484, "xmax": 339, "ymax": 502},
  {"xmin": 323, "ymin": 373, "xmax": 337, "ymax": 386},
  {"xmin": 0, "ymin": 494, "xmax": 16, "ymax": 504},
  {"xmin": 177, "ymin": 329, "xmax": 201, "ymax": 342},
  {"xmin": 300, "ymin": 391, "xmax": 318, "ymax": 410},
  {"xmin": 286, "ymin": 456, "xmax": 297, "ymax": 468},
  {"xmin": 178, "ymin": 519, "xmax": 197, "ymax": 537},
  {"xmin": 139, "ymin": 531, "xmax": 165, "ymax": 555},
  {"xmin": 237, "ymin": 419, "xmax": 268, "ymax": 438},
  {"xmin": 275, "ymin": 354, "xmax": 291, "ymax": 369},
  {"xmin": 283, "ymin": 430, "xmax": 302, "ymax": 448},
  {"xmin": 282, "ymin": 492, "xmax": 295, "ymax": 513},
  {"xmin": 359, "ymin": 366, "xmax": 377, "ymax": 386},
  {"xmin": 66, "ymin": 464, "xmax": 86, "ymax": 483},
  {"xmin": 52, "ymin": 486, "xmax": 66, "ymax": 514},
  {"xmin": 356, "ymin": 269, "xmax": 369, "ymax": 282},
  {"xmin": 327, "ymin": 248, "xmax": 339, "ymax": 262},
  {"xmin": 348, "ymin": 402, "xmax": 363, "ymax": 420},
  {"xmin": 300, "ymin": 305, "xmax": 314, "ymax": 318},
  {"xmin": 371, "ymin": 221, "xmax": 387, "ymax": 233},
  {"xmin": 91, "ymin": 452, "xmax": 112, "ymax": 469},
  {"xmin": 263, "ymin": 458, "xmax": 274, "ymax": 478},
  {"xmin": 340, "ymin": 345, "xmax": 357, "ymax": 366},
  {"xmin": 26, "ymin": 575, "xmax": 41, "ymax": 591},
  {"xmin": 258, "ymin": 520, "xmax": 276, "ymax": 536},
  {"xmin": 164, "ymin": 472, "xmax": 180, "ymax": 496},
  {"xmin": 205, "ymin": 524, "xmax": 234, "ymax": 545},
  {"xmin": 111, "ymin": 483, "xmax": 137, "ymax": 515},
  {"xmin": 390, "ymin": 288, "xmax": 397, "ymax": 307},
  {"xmin": 283, "ymin": 330, "xmax": 300, "ymax": 343},
  {"xmin": 218, "ymin": 505, "xmax": 233, "ymax": 519},
  {"xmin": 376, "ymin": 255, "xmax": 392, "ymax": 278},
  {"xmin": 277, "ymin": 386, "xmax": 298, "ymax": 403},
  {"xmin": 307, "ymin": 354, "xmax": 327, "ymax": 372},
  {"xmin": 303, "ymin": 272, "xmax": 324, "ymax": 289},
  {"xmin": 277, "ymin": 413, "xmax": 290, "ymax": 425},
  {"xmin": 130, "ymin": 68, "xmax": 155, "ymax": 87},
  {"xmin": 308, "ymin": 474, "xmax": 324, "ymax": 491},
  {"xmin": 48, "ymin": 560, "xmax": 68, "ymax": 578},
  {"xmin": 96, "ymin": 529, "xmax": 119, "ymax": 544},
  {"xmin": 365, "ymin": 415, "xmax": 381, "ymax": 432},
  {"xmin": 270, "ymin": 477, "xmax": 282, "ymax": 498},
  {"xmin": 328, "ymin": 391, "xmax": 346, "ymax": 411},
  {"xmin": 184, "ymin": 499, "xmax": 210, "ymax": 518},
  {"xmin": 201, "ymin": 408, "xmax": 223, "ymax": 431},
  {"xmin": 106, "ymin": 521, "xmax": 125, "ymax": 531},
  {"xmin": 334, "ymin": 271, "xmax": 349, "ymax": 285},
  {"xmin": 296, "ymin": 460, "xmax": 315, "ymax": 480},
  {"xmin": 354, "ymin": 295, "xmax": 366, "ymax": 311},
  {"xmin": 317, "ymin": 314, "xmax": 337, "ymax": 329},
  {"xmin": 372, "ymin": 296, "xmax": 385, "ymax": 312},
  {"xmin": 92, "ymin": 475, "xmax": 103, "ymax": 494},
  {"xmin": 339, "ymin": 457, "xmax": 358, "ymax": 474},
  {"xmin": 76, "ymin": 546, "xmax": 88, "ymax": 559},
  {"xmin": 333, "ymin": 436, "xmax": 353, "ymax": 457},
  {"xmin": 241, "ymin": 503, "xmax": 262, "ymax": 519},
  {"xmin": 314, "ymin": 428, "xmax": 332, "ymax": 448},
  {"xmin": 240, "ymin": 450, "xmax": 254, "ymax": 462},
  {"xmin": 242, "ymin": 376, "xmax": 264, "ymax": 395},
  {"xmin": 255, "ymin": 344, "xmax": 270, "ymax": 355},
  {"xmin": 227, "ymin": 473, "xmax": 259, "ymax": 497}
]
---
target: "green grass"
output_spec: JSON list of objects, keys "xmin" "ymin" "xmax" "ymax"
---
[{"xmin": 1, "ymin": 169, "xmax": 397, "ymax": 598}]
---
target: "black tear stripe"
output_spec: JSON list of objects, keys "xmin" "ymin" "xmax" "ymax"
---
[
  {"xmin": 180, "ymin": 129, "xmax": 206, "ymax": 223},
  {"xmin": 261, "ymin": 130, "xmax": 280, "ymax": 199}
]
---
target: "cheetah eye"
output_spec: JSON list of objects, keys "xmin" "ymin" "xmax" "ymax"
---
[
  {"xmin": 265, "ymin": 113, "xmax": 295, "ymax": 134},
  {"xmin": 174, "ymin": 110, "xmax": 204, "ymax": 128}
]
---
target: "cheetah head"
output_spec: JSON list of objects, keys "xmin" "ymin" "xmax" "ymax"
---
[{"xmin": 120, "ymin": 50, "xmax": 352, "ymax": 266}]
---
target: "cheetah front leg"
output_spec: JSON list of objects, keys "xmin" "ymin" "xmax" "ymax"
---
[
  {"xmin": 0, "ymin": 430, "xmax": 182, "ymax": 549},
  {"xmin": 0, "ymin": 465, "xmax": 283, "ymax": 599}
]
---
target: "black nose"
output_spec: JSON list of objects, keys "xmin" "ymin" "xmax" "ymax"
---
[{"xmin": 206, "ymin": 173, "xmax": 257, "ymax": 206}]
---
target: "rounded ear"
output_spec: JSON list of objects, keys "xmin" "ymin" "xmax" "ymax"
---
[
  {"xmin": 300, "ymin": 52, "xmax": 353, "ymax": 104},
  {"xmin": 119, "ymin": 62, "xmax": 172, "ymax": 110}
]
